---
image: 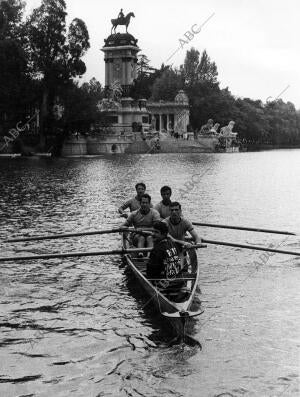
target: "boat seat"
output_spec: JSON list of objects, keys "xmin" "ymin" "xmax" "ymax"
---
[
  {"xmin": 164, "ymin": 290, "xmax": 191, "ymax": 302},
  {"xmin": 132, "ymin": 258, "xmax": 148, "ymax": 262},
  {"xmin": 148, "ymin": 277, "xmax": 195, "ymax": 281},
  {"xmin": 179, "ymin": 272, "xmax": 197, "ymax": 278}
]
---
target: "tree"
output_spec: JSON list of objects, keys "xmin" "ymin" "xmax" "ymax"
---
[
  {"xmin": 129, "ymin": 54, "xmax": 161, "ymax": 100},
  {"xmin": 183, "ymin": 47, "xmax": 200, "ymax": 87},
  {"xmin": 186, "ymin": 80, "xmax": 223, "ymax": 129},
  {"xmin": 264, "ymin": 100, "xmax": 299, "ymax": 145},
  {"xmin": 179, "ymin": 48, "xmax": 222, "ymax": 129},
  {"xmin": 183, "ymin": 48, "xmax": 218, "ymax": 86},
  {"xmin": 81, "ymin": 77, "xmax": 103, "ymax": 101},
  {"xmin": 198, "ymin": 50, "xmax": 218, "ymax": 83},
  {"xmin": 151, "ymin": 66, "xmax": 183, "ymax": 101},
  {"xmin": 0, "ymin": 40, "xmax": 27, "ymax": 113},
  {"xmin": 233, "ymin": 98, "xmax": 269, "ymax": 142},
  {"xmin": 25, "ymin": 0, "xmax": 90, "ymax": 148},
  {"xmin": 61, "ymin": 78, "xmax": 104, "ymax": 133},
  {"xmin": 0, "ymin": 0, "xmax": 35, "ymax": 131},
  {"xmin": 0, "ymin": 0, "xmax": 24, "ymax": 41},
  {"xmin": 137, "ymin": 54, "xmax": 151, "ymax": 75}
]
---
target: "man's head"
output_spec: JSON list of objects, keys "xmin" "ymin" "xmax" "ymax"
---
[
  {"xmin": 160, "ymin": 185, "xmax": 172, "ymax": 204},
  {"xmin": 170, "ymin": 201, "xmax": 182, "ymax": 223},
  {"xmin": 153, "ymin": 221, "xmax": 168, "ymax": 242},
  {"xmin": 140, "ymin": 193, "xmax": 151, "ymax": 213},
  {"xmin": 135, "ymin": 182, "xmax": 146, "ymax": 198}
]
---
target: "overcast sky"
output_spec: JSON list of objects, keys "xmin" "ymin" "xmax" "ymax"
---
[{"xmin": 25, "ymin": 0, "xmax": 300, "ymax": 109}]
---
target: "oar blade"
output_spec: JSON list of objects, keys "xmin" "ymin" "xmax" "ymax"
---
[
  {"xmin": 0, "ymin": 247, "xmax": 153, "ymax": 263},
  {"xmin": 192, "ymin": 222, "xmax": 296, "ymax": 236},
  {"xmin": 202, "ymin": 238, "xmax": 300, "ymax": 257}
]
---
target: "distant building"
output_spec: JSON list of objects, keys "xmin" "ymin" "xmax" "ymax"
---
[
  {"xmin": 147, "ymin": 90, "xmax": 190, "ymax": 134},
  {"xmin": 98, "ymin": 30, "xmax": 190, "ymax": 139},
  {"xmin": 62, "ymin": 13, "xmax": 210, "ymax": 155}
]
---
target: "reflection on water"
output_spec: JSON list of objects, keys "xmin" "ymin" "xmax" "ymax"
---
[{"xmin": 0, "ymin": 151, "xmax": 299, "ymax": 397}]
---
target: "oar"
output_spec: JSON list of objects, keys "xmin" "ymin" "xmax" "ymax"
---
[
  {"xmin": 202, "ymin": 238, "xmax": 300, "ymax": 256},
  {"xmin": 4, "ymin": 227, "xmax": 143, "ymax": 243},
  {"xmin": 193, "ymin": 222, "xmax": 296, "ymax": 236},
  {"xmin": 0, "ymin": 244, "xmax": 207, "ymax": 263},
  {"xmin": 0, "ymin": 248, "xmax": 151, "ymax": 262}
]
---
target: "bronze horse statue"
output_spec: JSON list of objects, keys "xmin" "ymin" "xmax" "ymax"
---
[{"xmin": 111, "ymin": 12, "xmax": 135, "ymax": 34}]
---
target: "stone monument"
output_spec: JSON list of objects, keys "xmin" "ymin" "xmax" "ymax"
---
[{"xmin": 91, "ymin": 9, "xmax": 150, "ymax": 153}]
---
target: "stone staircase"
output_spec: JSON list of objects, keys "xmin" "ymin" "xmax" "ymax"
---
[
  {"xmin": 160, "ymin": 140, "xmax": 213, "ymax": 153},
  {"xmin": 125, "ymin": 140, "xmax": 150, "ymax": 154},
  {"xmin": 159, "ymin": 137, "xmax": 213, "ymax": 153},
  {"xmin": 126, "ymin": 136, "xmax": 214, "ymax": 154}
]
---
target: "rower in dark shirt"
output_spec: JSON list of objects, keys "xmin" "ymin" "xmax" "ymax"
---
[{"xmin": 146, "ymin": 221, "xmax": 180, "ymax": 279}]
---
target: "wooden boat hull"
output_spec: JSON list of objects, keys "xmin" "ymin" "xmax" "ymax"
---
[{"xmin": 122, "ymin": 234, "xmax": 202, "ymax": 338}]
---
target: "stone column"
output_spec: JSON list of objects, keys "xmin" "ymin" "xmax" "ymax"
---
[
  {"xmin": 184, "ymin": 109, "xmax": 189, "ymax": 131},
  {"xmin": 105, "ymin": 60, "xmax": 109, "ymax": 86},
  {"xmin": 122, "ymin": 60, "xmax": 126, "ymax": 86},
  {"xmin": 108, "ymin": 61, "xmax": 112, "ymax": 86},
  {"xmin": 174, "ymin": 113, "xmax": 179, "ymax": 132},
  {"xmin": 159, "ymin": 114, "xmax": 162, "ymax": 132}
]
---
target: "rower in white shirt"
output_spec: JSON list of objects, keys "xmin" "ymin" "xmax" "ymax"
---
[{"xmin": 154, "ymin": 185, "xmax": 172, "ymax": 219}]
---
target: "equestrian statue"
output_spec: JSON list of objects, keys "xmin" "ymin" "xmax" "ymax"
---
[{"xmin": 111, "ymin": 9, "xmax": 135, "ymax": 34}]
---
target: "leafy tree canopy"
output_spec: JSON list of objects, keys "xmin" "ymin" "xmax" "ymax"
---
[
  {"xmin": 183, "ymin": 48, "xmax": 218, "ymax": 86},
  {"xmin": 26, "ymin": 0, "xmax": 90, "ymax": 84},
  {"xmin": 0, "ymin": 0, "xmax": 25, "ymax": 40},
  {"xmin": 151, "ymin": 67, "xmax": 184, "ymax": 101}
]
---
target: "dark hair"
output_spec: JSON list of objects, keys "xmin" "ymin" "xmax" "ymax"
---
[
  {"xmin": 160, "ymin": 185, "xmax": 172, "ymax": 194},
  {"xmin": 135, "ymin": 182, "xmax": 146, "ymax": 190},
  {"xmin": 170, "ymin": 201, "xmax": 181, "ymax": 209},
  {"xmin": 153, "ymin": 221, "xmax": 168, "ymax": 235},
  {"xmin": 141, "ymin": 193, "xmax": 151, "ymax": 203}
]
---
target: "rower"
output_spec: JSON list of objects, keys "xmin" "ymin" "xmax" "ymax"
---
[
  {"xmin": 154, "ymin": 185, "xmax": 172, "ymax": 219},
  {"xmin": 163, "ymin": 201, "xmax": 202, "ymax": 250},
  {"xmin": 146, "ymin": 221, "xmax": 180, "ymax": 278},
  {"xmin": 122, "ymin": 194, "xmax": 160, "ymax": 256},
  {"xmin": 118, "ymin": 182, "xmax": 151, "ymax": 218}
]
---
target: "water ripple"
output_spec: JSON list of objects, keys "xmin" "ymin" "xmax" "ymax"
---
[{"xmin": 1, "ymin": 152, "xmax": 299, "ymax": 396}]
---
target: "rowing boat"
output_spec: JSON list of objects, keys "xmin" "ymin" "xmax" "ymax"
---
[{"xmin": 122, "ymin": 232, "xmax": 204, "ymax": 345}]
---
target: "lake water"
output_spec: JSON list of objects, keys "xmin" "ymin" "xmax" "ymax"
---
[{"xmin": 0, "ymin": 150, "xmax": 299, "ymax": 397}]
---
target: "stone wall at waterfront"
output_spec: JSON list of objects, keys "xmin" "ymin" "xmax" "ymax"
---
[
  {"xmin": 60, "ymin": 134, "xmax": 219, "ymax": 155},
  {"xmin": 61, "ymin": 135, "xmax": 135, "ymax": 155},
  {"xmin": 61, "ymin": 137, "xmax": 88, "ymax": 156},
  {"xmin": 196, "ymin": 135, "xmax": 219, "ymax": 151}
]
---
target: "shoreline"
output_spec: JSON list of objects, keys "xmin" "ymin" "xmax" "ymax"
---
[{"xmin": 1, "ymin": 145, "xmax": 300, "ymax": 159}]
